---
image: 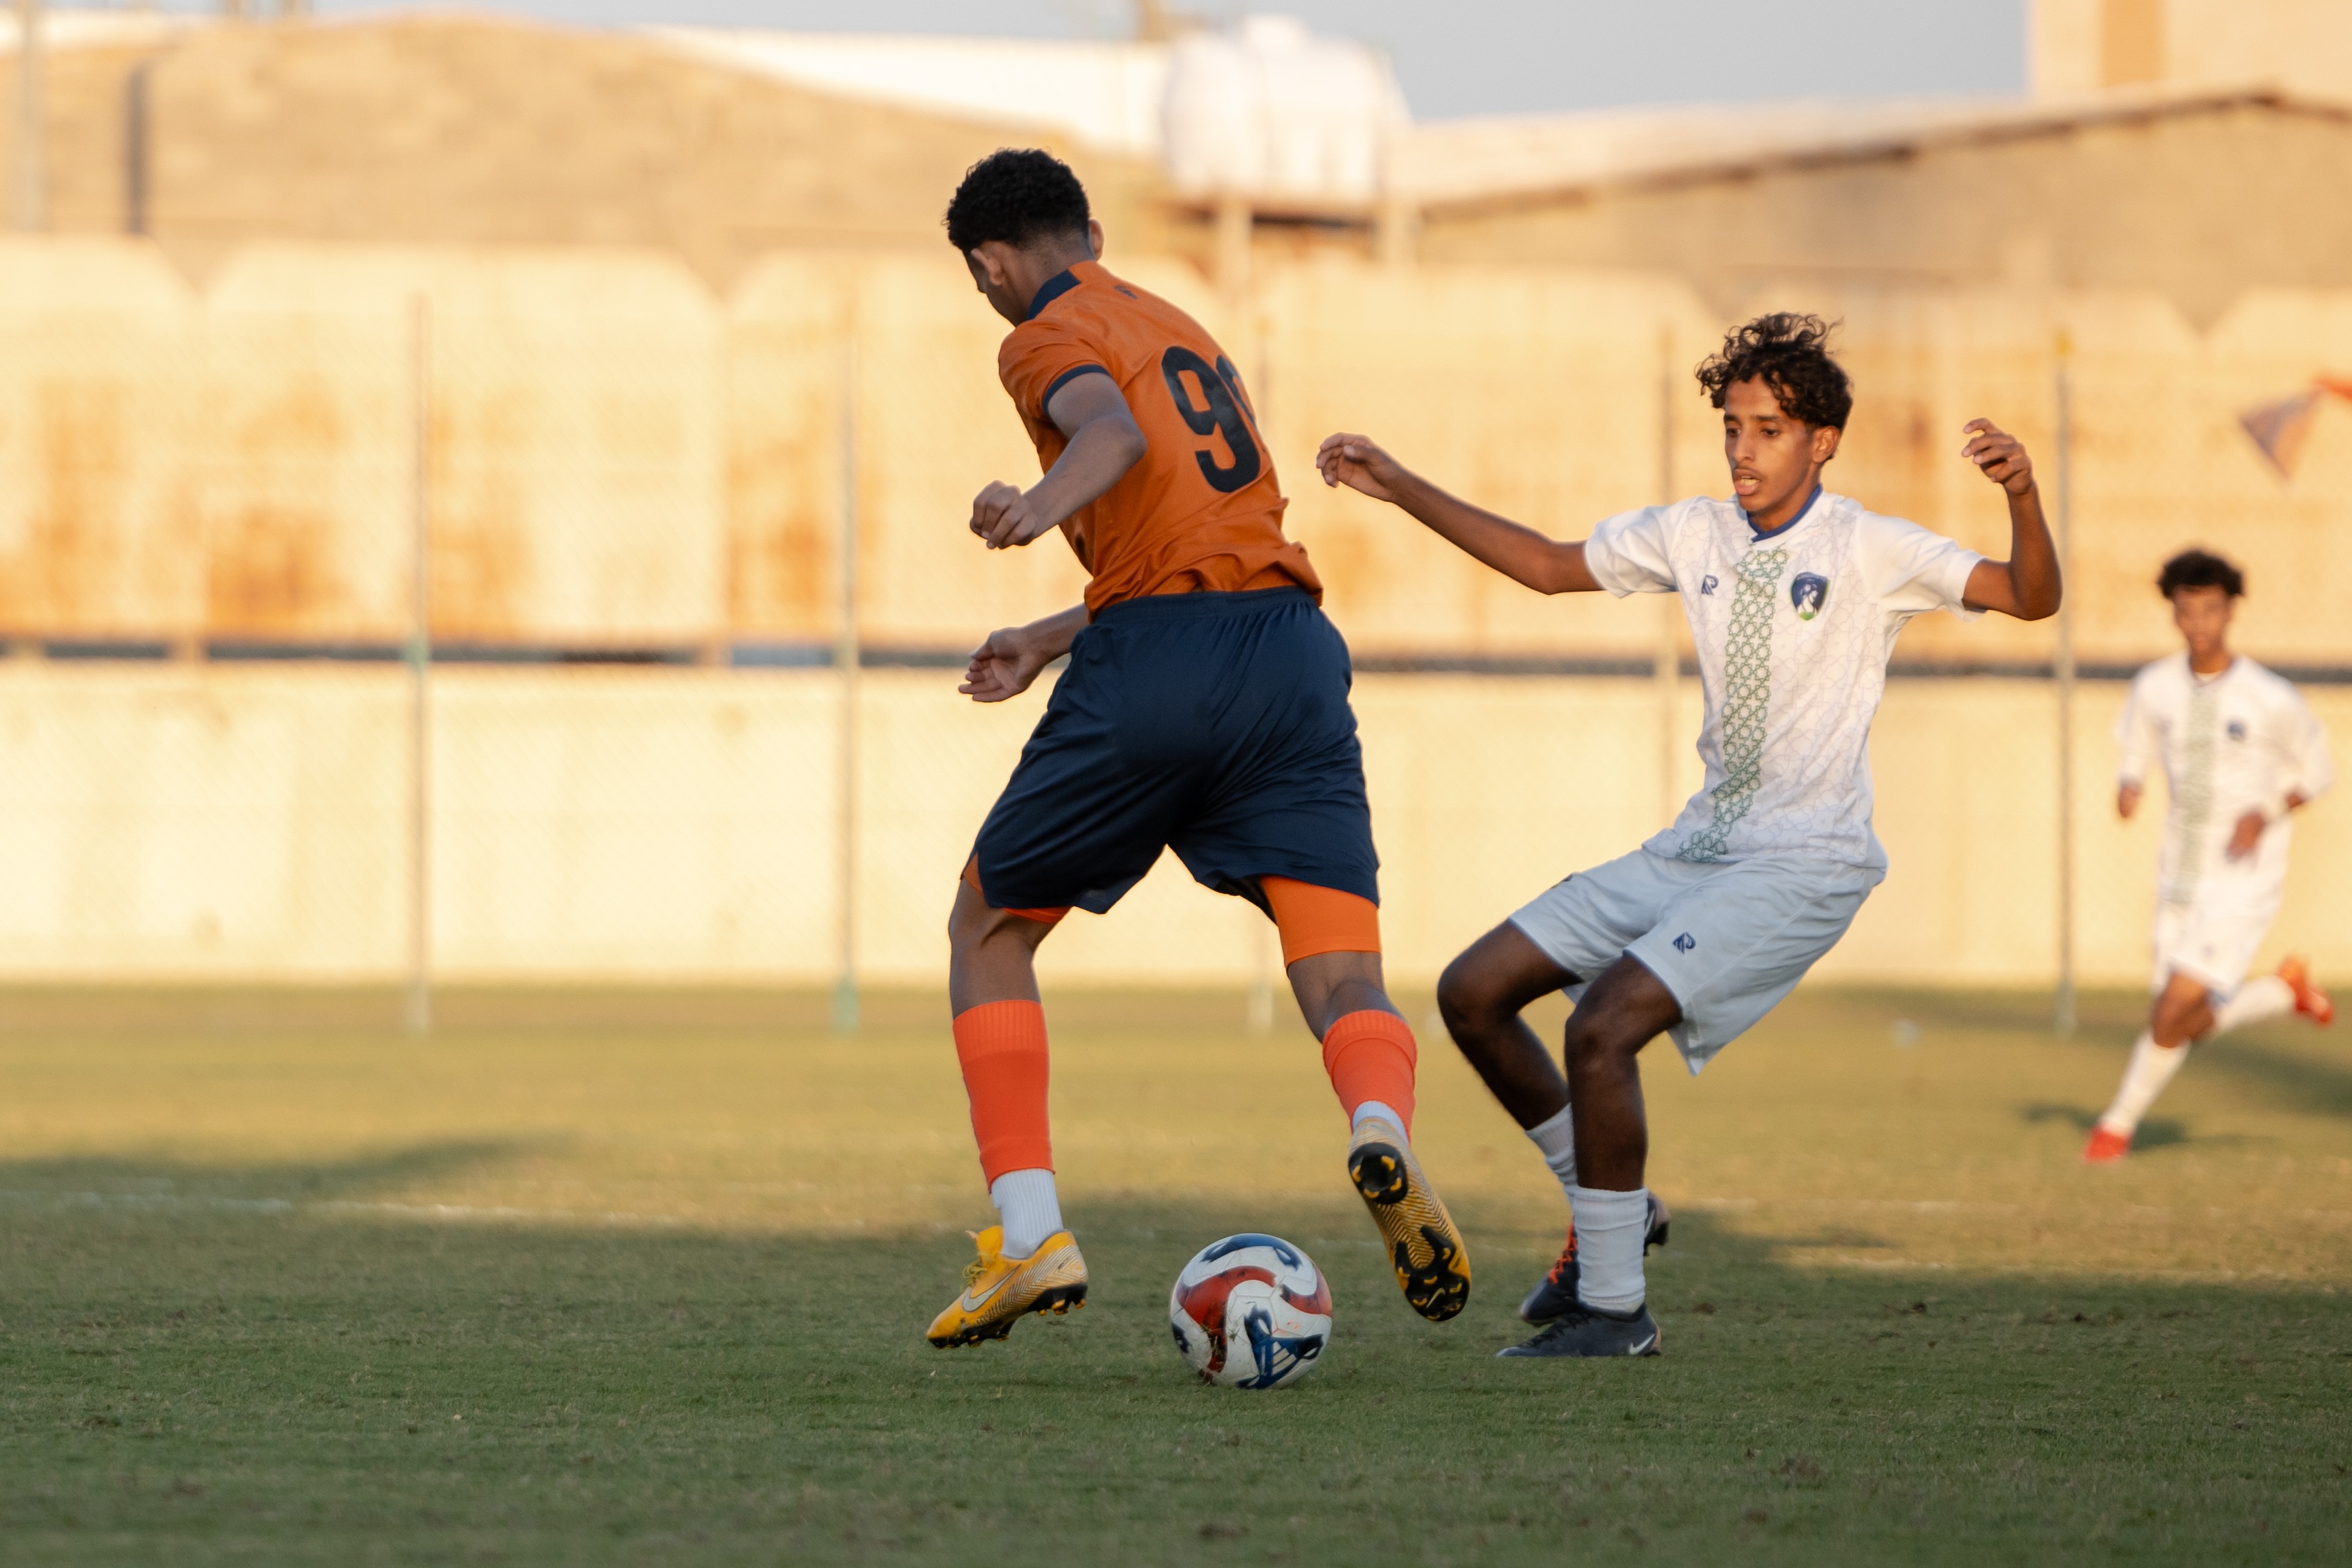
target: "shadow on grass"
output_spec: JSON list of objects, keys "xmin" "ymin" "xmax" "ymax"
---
[
  {"xmin": 2017, "ymin": 1102, "xmax": 2192, "ymax": 1151},
  {"xmin": 3, "ymin": 1155, "xmax": 2350, "ymax": 1563},
  {"xmin": 0, "ymin": 1140, "xmax": 543, "ymax": 1205},
  {"xmin": 2196, "ymin": 1033, "xmax": 2352, "ymax": 1120}
]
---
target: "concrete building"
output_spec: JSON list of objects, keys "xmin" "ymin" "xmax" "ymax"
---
[
  {"xmin": 0, "ymin": 12, "xmax": 1173, "ymax": 286},
  {"xmin": 2032, "ymin": 0, "xmax": 2352, "ymax": 99},
  {"xmin": 1405, "ymin": 88, "xmax": 2352, "ymax": 329}
]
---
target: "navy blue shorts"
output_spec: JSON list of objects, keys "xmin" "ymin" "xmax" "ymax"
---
[{"xmin": 972, "ymin": 587, "xmax": 1378, "ymax": 915}]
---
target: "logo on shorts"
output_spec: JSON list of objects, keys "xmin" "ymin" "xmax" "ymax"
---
[
  {"xmin": 1673, "ymin": 932, "xmax": 1696, "ymax": 953},
  {"xmin": 1699, "ymin": 574, "xmax": 1719, "ymax": 596},
  {"xmin": 2226, "ymin": 720, "xmax": 2248, "ymax": 742},
  {"xmin": 1789, "ymin": 573, "xmax": 1829, "ymax": 620}
]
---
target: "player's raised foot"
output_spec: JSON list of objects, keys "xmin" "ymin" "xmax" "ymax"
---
[
  {"xmin": 1518, "ymin": 1192, "xmax": 1673, "ymax": 1324},
  {"xmin": 925, "ymin": 1224, "xmax": 1088, "ymax": 1348},
  {"xmin": 2082, "ymin": 1125, "xmax": 2132, "ymax": 1164},
  {"xmin": 2279, "ymin": 956, "xmax": 2334, "ymax": 1026},
  {"xmin": 1497, "ymin": 1303, "xmax": 1662, "ymax": 1359},
  {"xmin": 1347, "ymin": 1116, "xmax": 1471, "ymax": 1322}
]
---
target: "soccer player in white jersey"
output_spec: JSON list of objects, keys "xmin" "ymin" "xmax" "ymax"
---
[
  {"xmin": 2083, "ymin": 549, "xmax": 2334, "ymax": 1163},
  {"xmin": 1316, "ymin": 313, "xmax": 2062, "ymax": 1357}
]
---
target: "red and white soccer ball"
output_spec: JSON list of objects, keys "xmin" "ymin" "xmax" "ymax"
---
[{"xmin": 1168, "ymin": 1234, "xmax": 1332, "ymax": 1389}]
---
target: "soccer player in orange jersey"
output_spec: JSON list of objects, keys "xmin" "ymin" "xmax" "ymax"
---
[{"xmin": 925, "ymin": 150, "xmax": 1470, "ymax": 1349}]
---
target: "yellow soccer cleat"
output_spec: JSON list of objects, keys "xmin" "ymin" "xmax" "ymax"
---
[
  {"xmin": 1347, "ymin": 1116, "xmax": 1472, "ymax": 1322},
  {"xmin": 926, "ymin": 1225, "xmax": 1089, "ymax": 1348}
]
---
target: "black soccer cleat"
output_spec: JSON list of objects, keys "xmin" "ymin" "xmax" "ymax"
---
[
  {"xmin": 1497, "ymin": 1303, "xmax": 1662, "ymax": 1359},
  {"xmin": 1518, "ymin": 1191, "xmax": 1671, "ymax": 1324}
]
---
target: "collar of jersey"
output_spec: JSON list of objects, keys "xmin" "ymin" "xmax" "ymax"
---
[
  {"xmin": 2187, "ymin": 654, "xmax": 2238, "ymax": 686},
  {"xmin": 1027, "ymin": 265, "xmax": 1088, "ymax": 320},
  {"xmin": 1741, "ymin": 484, "xmax": 1825, "ymax": 544}
]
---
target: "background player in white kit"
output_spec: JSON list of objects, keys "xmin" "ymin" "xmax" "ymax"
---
[
  {"xmin": 1317, "ymin": 313, "xmax": 2062, "ymax": 1357},
  {"xmin": 2084, "ymin": 549, "xmax": 2334, "ymax": 1164}
]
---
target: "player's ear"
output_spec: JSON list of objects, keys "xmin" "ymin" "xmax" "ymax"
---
[
  {"xmin": 967, "ymin": 243, "xmax": 1010, "ymax": 290},
  {"xmin": 1813, "ymin": 423, "xmax": 1842, "ymax": 465},
  {"xmin": 1086, "ymin": 218, "xmax": 1105, "ymax": 260}
]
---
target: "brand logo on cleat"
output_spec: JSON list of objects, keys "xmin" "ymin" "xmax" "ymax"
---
[{"xmin": 958, "ymin": 1275, "xmax": 1013, "ymax": 1311}]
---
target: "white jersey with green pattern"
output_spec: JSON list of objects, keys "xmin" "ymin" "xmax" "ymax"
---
[
  {"xmin": 2115, "ymin": 653, "xmax": 2333, "ymax": 907},
  {"xmin": 1583, "ymin": 489, "xmax": 1983, "ymax": 871}
]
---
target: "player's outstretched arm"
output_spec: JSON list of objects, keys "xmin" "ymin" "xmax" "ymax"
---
[
  {"xmin": 1958, "ymin": 419, "xmax": 2062, "ymax": 620},
  {"xmin": 1315, "ymin": 433, "xmax": 1601, "ymax": 594},
  {"xmin": 960, "ymin": 604, "xmax": 1089, "ymax": 704},
  {"xmin": 971, "ymin": 374, "xmax": 1147, "ymax": 550}
]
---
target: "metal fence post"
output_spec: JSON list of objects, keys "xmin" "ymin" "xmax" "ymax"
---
[
  {"xmin": 405, "ymin": 294, "xmax": 433, "ymax": 1035},
  {"xmin": 13, "ymin": 0, "xmax": 45, "ymax": 233},
  {"xmin": 2053, "ymin": 331, "xmax": 2077, "ymax": 1037},
  {"xmin": 832, "ymin": 335, "xmax": 862, "ymax": 1033}
]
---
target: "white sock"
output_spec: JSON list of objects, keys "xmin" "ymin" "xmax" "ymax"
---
[
  {"xmin": 1525, "ymin": 1103, "xmax": 1577, "ymax": 1201},
  {"xmin": 989, "ymin": 1168, "xmax": 1062, "ymax": 1258},
  {"xmin": 2212, "ymin": 975, "xmax": 2294, "ymax": 1036},
  {"xmin": 1568, "ymin": 1184, "xmax": 1650, "ymax": 1315},
  {"xmin": 2097, "ymin": 1030, "xmax": 2191, "ymax": 1136},
  {"xmin": 1350, "ymin": 1099, "xmax": 1405, "ymax": 1135}
]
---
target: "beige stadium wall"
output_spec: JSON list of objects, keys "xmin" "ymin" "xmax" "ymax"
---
[
  {"xmin": 2, "ymin": 237, "xmax": 2351, "ymax": 673},
  {"xmin": 0, "ymin": 661, "xmax": 2340, "ymax": 991}
]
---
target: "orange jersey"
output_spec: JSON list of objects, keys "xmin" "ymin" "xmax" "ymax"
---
[{"xmin": 997, "ymin": 261, "xmax": 1320, "ymax": 614}]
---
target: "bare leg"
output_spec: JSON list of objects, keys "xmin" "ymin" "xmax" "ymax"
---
[
  {"xmin": 2150, "ymin": 970, "xmax": 2216, "ymax": 1049},
  {"xmin": 1560, "ymin": 957, "xmax": 1683, "ymax": 1192},
  {"xmin": 1284, "ymin": 948, "xmax": 1398, "ymax": 1038},
  {"xmin": 1435, "ymin": 922, "xmax": 1578, "ymax": 1130},
  {"xmin": 947, "ymin": 877, "xmax": 1057, "ymax": 1012}
]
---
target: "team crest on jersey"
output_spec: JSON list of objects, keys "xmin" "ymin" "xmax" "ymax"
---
[
  {"xmin": 1789, "ymin": 573, "xmax": 1829, "ymax": 620},
  {"xmin": 2227, "ymin": 720, "xmax": 2248, "ymax": 742}
]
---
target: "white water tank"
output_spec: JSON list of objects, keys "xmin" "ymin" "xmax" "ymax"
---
[{"xmin": 1161, "ymin": 15, "xmax": 1405, "ymax": 205}]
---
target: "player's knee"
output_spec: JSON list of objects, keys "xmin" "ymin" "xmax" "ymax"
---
[
  {"xmin": 1435, "ymin": 955, "xmax": 1501, "ymax": 1036},
  {"xmin": 1561, "ymin": 1009, "xmax": 1643, "ymax": 1073},
  {"xmin": 947, "ymin": 887, "xmax": 1002, "ymax": 954}
]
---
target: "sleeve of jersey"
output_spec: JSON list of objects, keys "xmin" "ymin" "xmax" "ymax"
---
[
  {"xmin": 2115, "ymin": 677, "xmax": 2158, "ymax": 788},
  {"xmin": 1581, "ymin": 506, "xmax": 1678, "ymax": 596},
  {"xmin": 998, "ymin": 318, "xmax": 1112, "ymax": 425},
  {"xmin": 1862, "ymin": 513, "xmax": 1984, "ymax": 619},
  {"xmin": 2285, "ymin": 692, "xmax": 2334, "ymax": 803}
]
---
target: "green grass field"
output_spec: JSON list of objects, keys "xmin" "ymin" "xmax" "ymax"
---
[{"xmin": 1, "ymin": 983, "xmax": 2347, "ymax": 1565}]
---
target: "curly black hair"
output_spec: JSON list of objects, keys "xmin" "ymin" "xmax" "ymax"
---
[
  {"xmin": 1695, "ymin": 313, "xmax": 1854, "ymax": 430},
  {"xmin": 944, "ymin": 149, "xmax": 1092, "ymax": 254},
  {"xmin": 2158, "ymin": 548, "xmax": 2244, "ymax": 599}
]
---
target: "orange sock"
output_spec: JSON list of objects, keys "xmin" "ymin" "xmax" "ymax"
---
[
  {"xmin": 1321, "ymin": 1009, "xmax": 1418, "ymax": 1135},
  {"xmin": 952, "ymin": 1000, "xmax": 1053, "ymax": 1182}
]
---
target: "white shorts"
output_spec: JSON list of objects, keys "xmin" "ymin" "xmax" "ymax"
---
[
  {"xmin": 1508, "ymin": 848, "xmax": 1882, "ymax": 1074},
  {"xmin": 2152, "ymin": 859, "xmax": 2287, "ymax": 998}
]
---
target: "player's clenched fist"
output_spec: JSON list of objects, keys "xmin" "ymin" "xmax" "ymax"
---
[
  {"xmin": 1315, "ymin": 432, "xmax": 1407, "ymax": 502},
  {"xmin": 970, "ymin": 479, "xmax": 1051, "ymax": 549},
  {"xmin": 1962, "ymin": 419, "xmax": 2036, "ymax": 496}
]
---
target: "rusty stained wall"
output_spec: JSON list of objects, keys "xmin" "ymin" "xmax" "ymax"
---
[
  {"xmin": 2, "ymin": 237, "xmax": 2352, "ymax": 664},
  {"xmin": 0, "ymin": 242, "xmax": 202, "ymax": 638},
  {"xmin": 205, "ymin": 244, "xmax": 728, "ymax": 644}
]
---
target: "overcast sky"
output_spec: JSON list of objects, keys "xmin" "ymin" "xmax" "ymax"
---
[{"xmin": 283, "ymin": 1, "xmax": 2027, "ymax": 120}]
